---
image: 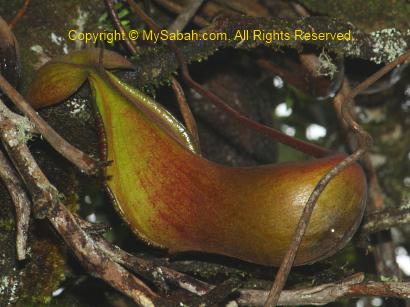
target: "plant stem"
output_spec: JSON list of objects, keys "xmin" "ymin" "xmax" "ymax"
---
[{"xmin": 0, "ymin": 73, "xmax": 101, "ymax": 175}]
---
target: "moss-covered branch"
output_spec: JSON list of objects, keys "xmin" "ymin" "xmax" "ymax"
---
[{"xmin": 128, "ymin": 15, "xmax": 409, "ymax": 87}]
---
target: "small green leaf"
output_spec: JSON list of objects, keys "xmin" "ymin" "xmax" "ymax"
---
[{"xmin": 118, "ymin": 8, "xmax": 129, "ymax": 19}]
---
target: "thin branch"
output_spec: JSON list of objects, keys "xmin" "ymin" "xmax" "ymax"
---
[
  {"xmin": 178, "ymin": 54, "xmax": 330, "ymax": 158},
  {"xmin": 93, "ymin": 240, "xmax": 211, "ymax": 295},
  {"xmin": 2, "ymin": 59, "xmax": 410, "ymax": 307},
  {"xmin": 49, "ymin": 203, "xmax": 159, "ymax": 306},
  {"xmin": 264, "ymin": 50, "xmax": 410, "ymax": 306},
  {"xmin": 170, "ymin": 78, "xmax": 200, "ymax": 152},
  {"xmin": 257, "ymin": 58, "xmax": 312, "ymax": 93},
  {"xmin": 126, "ymin": 0, "xmax": 201, "ymax": 151},
  {"xmin": 242, "ymin": 273, "xmax": 365, "ymax": 306},
  {"xmin": 292, "ymin": 0, "xmax": 402, "ymax": 282},
  {"xmin": 42, "ymin": 228, "xmax": 410, "ymax": 307},
  {"xmin": 82, "ymin": 226, "xmax": 171, "ymax": 293},
  {"xmin": 348, "ymin": 50, "xmax": 410, "ymax": 100},
  {"xmin": 0, "ymin": 73, "xmax": 101, "ymax": 175},
  {"xmin": 294, "ymin": 0, "xmax": 407, "ymax": 277},
  {"xmin": 0, "ymin": 148, "xmax": 30, "ymax": 260},
  {"xmin": 334, "ymin": 80, "xmax": 402, "ymax": 279},
  {"xmin": 168, "ymin": 0, "xmax": 205, "ymax": 33},
  {"xmin": 363, "ymin": 208, "xmax": 410, "ymax": 235},
  {"xmin": 109, "ymin": 14, "xmax": 410, "ymax": 91},
  {"xmin": 8, "ymin": 0, "xmax": 30, "ymax": 29},
  {"xmin": 232, "ymin": 274, "xmax": 410, "ymax": 305},
  {"xmin": 152, "ymin": 0, "xmax": 209, "ymax": 27},
  {"xmin": 104, "ymin": 0, "xmax": 138, "ymax": 54},
  {"xmin": 238, "ymin": 276, "xmax": 410, "ymax": 306},
  {"xmin": 127, "ymin": 0, "xmax": 331, "ymax": 158},
  {"xmin": 85, "ymin": 228, "xmax": 240, "ymax": 305},
  {"xmin": 263, "ymin": 148, "xmax": 368, "ymax": 306},
  {"xmin": 0, "ymin": 96, "xmax": 161, "ymax": 305},
  {"xmin": 127, "ymin": 0, "xmax": 161, "ymax": 32},
  {"xmin": 193, "ymin": 278, "xmax": 241, "ymax": 306},
  {"xmin": 0, "ymin": 98, "xmax": 59, "ymax": 219}
]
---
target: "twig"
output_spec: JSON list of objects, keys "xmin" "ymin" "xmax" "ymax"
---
[
  {"xmin": 264, "ymin": 148, "xmax": 369, "ymax": 306},
  {"xmin": 339, "ymin": 57, "xmax": 403, "ymax": 280},
  {"xmin": 123, "ymin": 15, "xmax": 410, "ymax": 89},
  {"xmin": 193, "ymin": 278, "xmax": 241, "ymax": 306},
  {"xmin": 257, "ymin": 58, "xmax": 317, "ymax": 95},
  {"xmin": 77, "ymin": 217, "xmax": 247, "ymax": 305},
  {"xmin": 0, "ymin": 98, "xmax": 59, "ymax": 219},
  {"xmin": 2, "ymin": 72, "xmax": 410, "ymax": 306},
  {"xmin": 170, "ymin": 78, "xmax": 200, "ymax": 152},
  {"xmin": 293, "ymin": 0, "xmax": 403, "ymax": 282},
  {"xmin": 290, "ymin": 1, "xmax": 310, "ymax": 17},
  {"xmin": 242, "ymin": 273, "xmax": 365, "ymax": 306},
  {"xmin": 365, "ymin": 170, "xmax": 400, "ymax": 277},
  {"xmin": 265, "ymin": 50, "xmax": 410, "ymax": 306},
  {"xmin": 82, "ymin": 227, "xmax": 171, "ymax": 293},
  {"xmin": 99, "ymin": 4, "xmax": 410, "ymax": 304},
  {"xmin": 74, "ymin": 214, "xmax": 112, "ymax": 235},
  {"xmin": 49, "ymin": 203, "xmax": 159, "ymax": 306},
  {"xmin": 95, "ymin": 242, "xmax": 212, "ymax": 295},
  {"xmin": 179, "ymin": 56, "xmax": 331, "ymax": 158},
  {"xmin": 0, "ymin": 73, "xmax": 101, "ymax": 175},
  {"xmin": 8, "ymin": 0, "xmax": 30, "ymax": 29},
  {"xmin": 0, "ymin": 96, "xmax": 160, "ymax": 305},
  {"xmin": 348, "ymin": 50, "xmax": 410, "ymax": 99},
  {"xmin": 77, "ymin": 212, "xmax": 242, "ymax": 306},
  {"xmin": 238, "ymin": 275, "xmax": 410, "ymax": 306},
  {"xmin": 104, "ymin": 0, "xmax": 138, "ymax": 54},
  {"xmin": 152, "ymin": 0, "xmax": 209, "ymax": 27},
  {"xmin": 334, "ymin": 80, "xmax": 402, "ymax": 279},
  {"xmin": 295, "ymin": 0, "xmax": 406, "ymax": 294},
  {"xmin": 118, "ymin": 5, "xmax": 369, "ymax": 306},
  {"xmin": 127, "ymin": 0, "xmax": 160, "ymax": 39},
  {"xmin": 363, "ymin": 208, "xmax": 410, "ymax": 235},
  {"xmin": 86, "ymin": 229, "xmax": 239, "ymax": 303},
  {"xmin": 168, "ymin": 0, "xmax": 205, "ymax": 33},
  {"xmin": 0, "ymin": 148, "xmax": 30, "ymax": 260},
  {"xmin": 127, "ymin": 0, "xmax": 330, "ymax": 158},
  {"xmin": 41, "ymin": 234, "xmax": 410, "ymax": 307},
  {"xmin": 37, "ymin": 230, "xmax": 410, "ymax": 307},
  {"xmin": 126, "ymin": 0, "xmax": 201, "ymax": 151}
]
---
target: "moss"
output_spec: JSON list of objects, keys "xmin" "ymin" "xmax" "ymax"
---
[
  {"xmin": 0, "ymin": 219, "xmax": 15, "ymax": 231},
  {"xmin": 0, "ymin": 183, "xmax": 21, "ymax": 306},
  {"xmin": 124, "ymin": 15, "xmax": 409, "ymax": 89},
  {"xmin": 16, "ymin": 117, "xmax": 35, "ymax": 143},
  {"xmin": 0, "ymin": 1, "xmax": 409, "ymax": 304},
  {"xmin": 369, "ymin": 28, "xmax": 407, "ymax": 64},
  {"xmin": 317, "ymin": 50, "xmax": 338, "ymax": 78},
  {"xmin": 17, "ymin": 240, "xmax": 66, "ymax": 306},
  {"xmin": 0, "ymin": 183, "xmax": 68, "ymax": 307},
  {"xmin": 0, "ymin": 0, "xmax": 106, "ymax": 92},
  {"xmin": 0, "ymin": 1, "xmax": 105, "ymax": 306},
  {"xmin": 299, "ymin": 0, "xmax": 410, "ymax": 32}
]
